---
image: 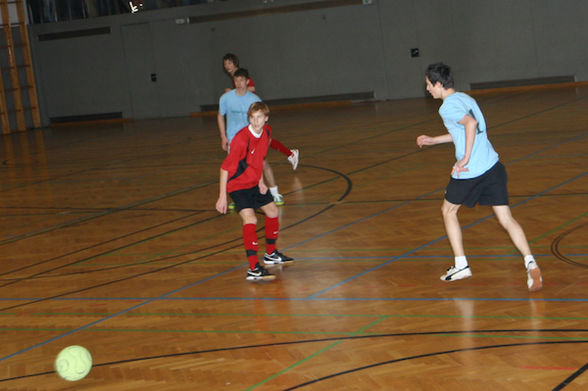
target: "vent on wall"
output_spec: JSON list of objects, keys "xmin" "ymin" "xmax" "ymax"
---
[
  {"xmin": 189, "ymin": 0, "xmax": 362, "ymax": 23},
  {"xmin": 38, "ymin": 27, "xmax": 111, "ymax": 41},
  {"xmin": 50, "ymin": 112, "xmax": 122, "ymax": 124},
  {"xmin": 470, "ymin": 76, "xmax": 575, "ymax": 90}
]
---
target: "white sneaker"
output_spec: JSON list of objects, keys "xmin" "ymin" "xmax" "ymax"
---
[
  {"xmin": 440, "ymin": 265, "xmax": 472, "ymax": 281},
  {"xmin": 288, "ymin": 149, "xmax": 299, "ymax": 170},
  {"xmin": 273, "ymin": 194, "xmax": 284, "ymax": 206},
  {"xmin": 526, "ymin": 261, "xmax": 543, "ymax": 292}
]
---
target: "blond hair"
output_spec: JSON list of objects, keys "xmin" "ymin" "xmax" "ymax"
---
[{"xmin": 248, "ymin": 102, "xmax": 270, "ymax": 117}]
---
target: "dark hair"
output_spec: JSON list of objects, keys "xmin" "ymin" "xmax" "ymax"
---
[
  {"xmin": 223, "ymin": 53, "xmax": 239, "ymax": 67},
  {"xmin": 425, "ymin": 62, "xmax": 454, "ymax": 88},
  {"xmin": 233, "ymin": 68, "xmax": 249, "ymax": 79},
  {"xmin": 248, "ymin": 101, "xmax": 270, "ymax": 117}
]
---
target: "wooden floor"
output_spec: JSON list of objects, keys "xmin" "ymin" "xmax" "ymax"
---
[{"xmin": 0, "ymin": 85, "xmax": 587, "ymax": 390}]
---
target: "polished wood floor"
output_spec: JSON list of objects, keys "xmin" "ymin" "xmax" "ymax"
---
[{"xmin": 0, "ymin": 85, "xmax": 587, "ymax": 390}]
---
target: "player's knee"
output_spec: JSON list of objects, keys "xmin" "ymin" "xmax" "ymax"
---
[
  {"xmin": 493, "ymin": 207, "xmax": 514, "ymax": 229},
  {"xmin": 265, "ymin": 203, "xmax": 279, "ymax": 218},
  {"xmin": 497, "ymin": 215, "xmax": 515, "ymax": 230},
  {"xmin": 441, "ymin": 203, "xmax": 457, "ymax": 217},
  {"xmin": 241, "ymin": 215, "xmax": 257, "ymax": 225}
]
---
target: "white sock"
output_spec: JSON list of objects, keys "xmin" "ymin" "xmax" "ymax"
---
[
  {"xmin": 455, "ymin": 256, "xmax": 468, "ymax": 269},
  {"xmin": 269, "ymin": 186, "xmax": 279, "ymax": 197},
  {"xmin": 524, "ymin": 255, "xmax": 537, "ymax": 269}
]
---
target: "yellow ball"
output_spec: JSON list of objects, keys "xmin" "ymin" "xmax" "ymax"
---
[{"xmin": 55, "ymin": 345, "xmax": 92, "ymax": 381}]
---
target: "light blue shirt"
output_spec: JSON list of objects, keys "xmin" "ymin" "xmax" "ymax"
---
[
  {"xmin": 219, "ymin": 90, "xmax": 261, "ymax": 142},
  {"xmin": 439, "ymin": 92, "xmax": 499, "ymax": 179}
]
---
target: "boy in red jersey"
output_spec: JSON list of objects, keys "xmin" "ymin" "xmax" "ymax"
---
[
  {"xmin": 223, "ymin": 53, "xmax": 256, "ymax": 93},
  {"xmin": 218, "ymin": 66, "xmax": 300, "ymax": 207},
  {"xmin": 216, "ymin": 102, "xmax": 294, "ymax": 281}
]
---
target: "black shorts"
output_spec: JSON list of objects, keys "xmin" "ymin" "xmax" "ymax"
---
[
  {"xmin": 229, "ymin": 185, "xmax": 274, "ymax": 212},
  {"xmin": 445, "ymin": 161, "xmax": 509, "ymax": 208}
]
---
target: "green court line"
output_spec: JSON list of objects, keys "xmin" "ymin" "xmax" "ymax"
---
[
  {"xmin": 432, "ymin": 333, "xmax": 588, "ymax": 341},
  {"xmin": 499, "ymin": 210, "xmax": 588, "ymax": 259},
  {"xmin": 313, "ymin": 163, "xmax": 426, "ymax": 203},
  {"xmin": 243, "ymin": 316, "xmax": 389, "ymax": 391},
  {"xmin": 70, "ymin": 207, "xmax": 588, "ymax": 266},
  {"xmin": 330, "ymin": 192, "xmax": 588, "ymax": 205},
  {"xmin": 2, "ymin": 312, "xmax": 588, "ymax": 321},
  {"xmin": 528, "ymin": 210, "xmax": 588, "ymax": 245},
  {"xmin": 88, "ymin": 249, "xmax": 588, "ymax": 263},
  {"xmin": 60, "ymin": 221, "xmax": 245, "ymax": 271},
  {"xmin": 86, "ymin": 222, "xmax": 241, "ymax": 262},
  {"xmin": 0, "ymin": 327, "xmax": 363, "ymax": 336},
  {"xmin": 98, "ymin": 244, "xmax": 570, "ymax": 257},
  {"xmin": 239, "ymin": 211, "xmax": 588, "ymax": 388},
  {"xmin": 1, "ymin": 326, "xmax": 586, "ymax": 342}
]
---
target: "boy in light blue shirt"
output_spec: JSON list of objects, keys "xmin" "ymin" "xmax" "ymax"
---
[
  {"xmin": 217, "ymin": 68, "xmax": 299, "ymax": 208},
  {"xmin": 217, "ymin": 69, "xmax": 261, "ymax": 150},
  {"xmin": 439, "ymin": 92, "xmax": 498, "ymax": 179},
  {"xmin": 416, "ymin": 62, "xmax": 542, "ymax": 292}
]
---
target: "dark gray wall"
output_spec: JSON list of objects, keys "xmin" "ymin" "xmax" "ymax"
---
[{"xmin": 29, "ymin": 0, "xmax": 588, "ymax": 125}]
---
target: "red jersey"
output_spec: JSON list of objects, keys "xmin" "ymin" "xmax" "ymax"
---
[
  {"xmin": 232, "ymin": 77, "xmax": 255, "ymax": 89},
  {"xmin": 221, "ymin": 124, "xmax": 272, "ymax": 193}
]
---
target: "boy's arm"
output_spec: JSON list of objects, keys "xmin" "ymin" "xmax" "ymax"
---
[
  {"xmin": 258, "ymin": 176, "xmax": 268, "ymax": 195},
  {"xmin": 217, "ymin": 112, "xmax": 229, "ymax": 151},
  {"xmin": 216, "ymin": 168, "xmax": 229, "ymax": 214},
  {"xmin": 416, "ymin": 133, "xmax": 453, "ymax": 147},
  {"xmin": 247, "ymin": 78, "xmax": 256, "ymax": 93},
  {"xmin": 269, "ymin": 138, "xmax": 293, "ymax": 157},
  {"xmin": 452, "ymin": 114, "xmax": 477, "ymax": 177}
]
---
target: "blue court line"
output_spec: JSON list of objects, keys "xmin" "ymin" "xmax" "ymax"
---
[
  {"xmin": 0, "ymin": 264, "xmax": 243, "ymax": 363},
  {"xmin": 3, "ymin": 251, "xmax": 583, "ymax": 303},
  {"xmin": 2, "ymin": 132, "xmax": 586, "ymax": 363},
  {"xmin": 282, "ymin": 188, "xmax": 442, "ymax": 251},
  {"xmin": 292, "ymin": 254, "xmax": 587, "ymax": 260},
  {"xmin": 283, "ymin": 131, "xmax": 587, "ymax": 286},
  {"xmin": 307, "ymin": 170, "xmax": 588, "ymax": 299},
  {"xmin": 0, "ymin": 297, "xmax": 586, "ymax": 303}
]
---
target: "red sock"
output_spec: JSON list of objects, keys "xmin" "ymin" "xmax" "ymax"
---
[
  {"xmin": 270, "ymin": 139, "xmax": 292, "ymax": 157},
  {"xmin": 243, "ymin": 223, "xmax": 258, "ymax": 269},
  {"xmin": 265, "ymin": 216, "xmax": 279, "ymax": 254}
]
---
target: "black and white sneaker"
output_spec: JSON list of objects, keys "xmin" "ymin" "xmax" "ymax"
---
[
  {"xmin": 440, "ymin": 265, "xmax": 472, "ymax": 281},
  {"xmin": 246, "ymin": 263, "xmax": 276, "ymax": 282},
  {"xmin": 264, "ymin": 250, "xmax": 294, "ymax": 266}
]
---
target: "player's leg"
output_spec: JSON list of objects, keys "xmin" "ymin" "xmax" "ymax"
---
[
  {"xmin": 259, "ymin": 199, "xmax": 294, "ymax": 266},
  {"xmin": 442, "ymin": 199, "xmax": 465, "ymax": 257},
  {"xmin": 492, "ymin": 205, "xmax": 542, "ymax": 291},
  {"xmin": 238, "ymin": 206, "xmax": 274, "ymax": 281},
  {"xmin": 239, "ymin": 208, "xmax": 260, "ymax": 268},
  {"xmin": 263, "ymin": 160, "xmax": 284, "ymax": 205},
  {"xmin": 440, "ymin": 199, "xmax": 472, "ymax": 281},
  {"xmin": 492, "ymin": 205, "xmax": 531, "ymax": 255}
]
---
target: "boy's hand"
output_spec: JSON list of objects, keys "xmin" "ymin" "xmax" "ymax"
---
[
  {"xmin": 259, "ymin": 180, "xmax": 268, "ymax": 195},
  {"xmin": 451, "ymin": 160, "xmax": 469, "ymax": 178},
  {"xmin": 221, "ymin": 137, "xmax": 229, "ymax": 151},
  {"xmin": 416, "ymin": 135, "xmax": 435, "ymax": 147},
  {"xmin": 216, "ymin": 195, "xmax": 227, "ymax": 214}
]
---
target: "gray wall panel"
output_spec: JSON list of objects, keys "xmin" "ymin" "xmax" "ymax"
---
[
  {"xmin": 34, "ymin": 31, "xmax": 130, "ymax": 119},
  {"xmin": 28, "ymin": 0, "xmax": 588, "ymax": 126}
]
